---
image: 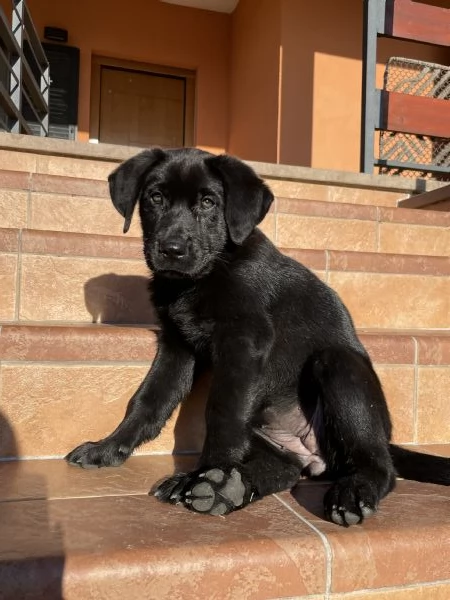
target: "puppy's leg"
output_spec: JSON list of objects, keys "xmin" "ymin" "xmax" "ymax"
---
[
  {"xmin": 66, "ymin": 332, "xmax": 195, "ymax": 468},
  {"xmin": 155, "ymin": 319, "xmax": 278, "ymax": 514},
  {"xmin": 154, "ymin": 436, "xmax": 303, "ymax": 515},
  {"xmin": 305, "ymin": 347, "xmax": 396, "ymax": 526}
]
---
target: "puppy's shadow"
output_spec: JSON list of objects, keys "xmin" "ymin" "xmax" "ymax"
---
[
  {"xmin": 171, "ymin": 372, "xmax": 211, "ymax": 469},
  {"xmin": 84, "ymin": 274, "xmax": 157, "ymax": 324},
  {"xmin": 290, "ymin": 480, "xmax": 330, "ymax": 521}
]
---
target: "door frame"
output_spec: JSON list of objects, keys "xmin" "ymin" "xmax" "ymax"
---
[{"xmin": 89, "ymin": 55, "xmax": 196, "ymax": 146}]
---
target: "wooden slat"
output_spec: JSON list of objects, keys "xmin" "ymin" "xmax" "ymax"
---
[
  {"xmin": 379, "ymin": 91, "xmax": 450, "ymax": 138},
  {"xmin": 386, "ymin": 0, "xmax": 450, "ymax": 47}
]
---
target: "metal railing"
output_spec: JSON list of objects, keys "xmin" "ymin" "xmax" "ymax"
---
[
  {"xmin": 361, "ymin": 0, "xmax": 450, "ymax": 179},
  {"xmin": 0, "ymin": 0, "xmax": 49, "ymax": 135}
]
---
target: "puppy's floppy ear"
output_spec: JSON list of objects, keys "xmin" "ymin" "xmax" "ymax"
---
[
  {"xmin": 108, "ymin": 148, "xmax": 165, "ymax": 233},
  {"xmin": 206, "ymin": 154, "xmax": 274, "ymax": 244}
]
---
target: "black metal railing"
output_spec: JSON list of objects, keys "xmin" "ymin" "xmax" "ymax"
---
[{"xmin": 0, "ymin": 0, "xmax": 49, "ymax": 135}]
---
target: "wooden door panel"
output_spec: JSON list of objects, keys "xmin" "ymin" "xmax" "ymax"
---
[{"xmin": 99, "ymin": 67, "xmax": 185, "ymax": 147}]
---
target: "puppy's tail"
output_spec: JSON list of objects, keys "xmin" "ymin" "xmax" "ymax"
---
[{"xmin": 390, "ymin": 444, "xmax": 450, "ymax": 485}]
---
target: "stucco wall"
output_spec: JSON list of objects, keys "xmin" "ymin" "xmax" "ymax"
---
[
  {"xmin": 227, "ymin": 0, "xmax": 281, "ymax": 163},
  {"xmin": 2, "ymin": 0, "xmax": 448, "ymax": 172},
  {"xmin": 230, "ymin": 0, "xmax": 448, "ymax": 171},
  {"xmin": 5, "ymin": 0, "xmax": 231, "ymax": 152}
]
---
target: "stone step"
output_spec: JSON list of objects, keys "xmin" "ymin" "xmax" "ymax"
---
[
  {"xmin": 0, "ymin": 323, "xmax": 448, "ymax": 459},
  {"xmin": 1, "ymin": 227, "xmax": 448, "ymax": 328},
  {"xmin": 1, "ymin": 168, "xmax": 449, "ymax": 255},
  {"xmin": 0, "ymin": 451, "xmax": 449, "ymax": 599}
]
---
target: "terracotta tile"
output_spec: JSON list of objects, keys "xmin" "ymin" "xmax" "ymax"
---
[
  {"xmin": 374, "ymin": 366, "xmax": 415, "ymax": 444},
  {"xmin": 30, "ymin": 192, "xmax": 142, "ymax": 237},
  {"xmin": 358, "ymin": 333, "xmax": 415, "ymax": 364},
  {"xmin": 265, "ymin": 180, "xmax": 402, "ymax": 207},
  {"xmin": 379, "ymin": 222, "xmax": 449, "ymax": 257},
  {"xmin": 36, "ymin": 154, "xmax": 117, "ymax": 181},
  {"xmin": 328, "ymin": 272, "xmax": 450, "ymax": 329},
  {"xmin": 0, "ymin": 455, "xmax": 197, "ymax": 502},
  {"xmin": 0, "ymin": 254, "xmax": 18, "ymax": 321},
  {"xmin": 328, "ymin": 250, "xmax": 449, "ymax": 276},
  {"xmin": 22, "ymin": 229, "xmax": 144, "ymax": 260},
  {"xmin": 417, "ymin": 367, "xmax": 450, "ymax": 444},
  {"xmin": 19, "ymin": 255, "xmax": 152, "ymax": 323},
  {"xmin": 379, "ymin": 206, "xmax": 450, "ymax": 227},
  {"xmin": 258, "ymin": 214, "xmax": 275, "ymax": 241},
  {"xmin": 277, "ymin": 214, "xmax": 377, "ymax": 251},
  {"xmin": 0, "ymin": 492, "xmax": 327, "ymax": 599},
  {"xmin": 0, "ymin": 363, "xmax": 148, "ymax": 457},
  {"xmin": 0, "ymin": 149, "xmax": 37, "ymax": 172},
  {"xmin": 0, "ymin": 169, "xmax": 31, "ymax": 190},
  {"xmin": 402, "ymin": 443, "xmax": 450, "ymax": 458},
  {"xmin": 0, "ymin": 365, "xmax": 209, "ymax": 459},
  {"xmin": 0, "ymin": 189, "xmax": 28, "ymax": 228},
  {"xmin": 331, "ymin": 582, "xmax": 450, "ymax": 600},
  {"xmin": 0, "ymin": 228, "xmax": 19, "ymax": 252},
  {"xmin": 416, "ymin": 335, "xmax": 450, "ymax": 365},
  {"xmin": 277, "ymin": 197, "xmax": 377, "ymax": 220},
  {"xmin": 281, "ymin": 248, "xmax": 327, "ymax": 270},
  {"xmin": 283, "ymin": 479, "xmax": 450, "ymax": 593},
  {"xmin": 31, "ymin": 173, "xmax": 109, "ymax": 198},
  {"xmin": 0, "ymin": 324, "xmax": 158, "ymax": 362}
]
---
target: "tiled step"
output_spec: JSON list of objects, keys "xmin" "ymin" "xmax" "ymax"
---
[
  {"xmin": 0, "ymin": 323, "xmax": 449, "ymax": 459},
  {"xmin": 0, "ymin": 141, "xmax": 414, "ymax": 210},
  {"xmin": 0, "ymin": 452, "xmax": 449, "ymax": 600},
  {"xmin": 1, "ymin": 169, "xmax": 449, "ymax": 254},
  {"xmin": 1, "ymin": 227, "xmax": 448, "ymax": 328}
]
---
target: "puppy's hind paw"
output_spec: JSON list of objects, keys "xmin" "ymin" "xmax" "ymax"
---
[{"xmin": 153, "ymin": 467, "xmax": 251, "ymax": 516}]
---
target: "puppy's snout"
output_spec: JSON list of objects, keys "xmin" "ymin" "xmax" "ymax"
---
[{"xmin": 159, "ymin": 238, "xmax": 189, "ymax": 260}]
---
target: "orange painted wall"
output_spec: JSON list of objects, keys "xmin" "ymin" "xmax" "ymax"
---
[
  {"xmin": 228, "ymin": 0, "xmax": 281, "ymax": 163},
  {"xmin": 230, "ymin": 0, "xmax": 448, "ymax": 171},
  {"xmin": 2, "ymin": 0, "xmax": 448, "ymax": 172},
  {"xmin": 13, "ymin": 0, "xmax": 231, "ymax": 151}
]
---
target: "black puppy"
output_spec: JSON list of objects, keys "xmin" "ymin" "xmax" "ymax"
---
[{"xmin": 66, "ymin": 148, "xmax": 450, "ymax": 526}]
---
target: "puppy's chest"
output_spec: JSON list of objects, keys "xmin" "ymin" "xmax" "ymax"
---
[{"xmin": 168, "ymin": 294, "xmax": 214, "ymax": 348}]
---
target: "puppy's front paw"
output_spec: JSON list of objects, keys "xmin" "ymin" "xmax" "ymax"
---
[
  {"xmin": 324, "ymin": 476, "xmax": 379, "ymax": 527},
  {"xmin": 154, "ymin": 467, "xmax": 250, "ymax": 516},
  {"xmin": 65, "ymin": 439, "xmax": 131, "ymax": 468}
]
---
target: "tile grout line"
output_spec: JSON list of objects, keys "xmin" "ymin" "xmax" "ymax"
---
[
  {"xmin": 412, "ymin": 336, "xmax": 419, "ymax": 444},
  {"xmin": 324, "ymin": 249, "xmax": 330, "ymax": 284},
  {"xmin": 274, "ymin": 494, "xmax": 333, "ymax": 599},
  {"xmin": 14, "ymin": 229, "xmax": 23, "ymax": 322},
  {"xmin": 375, "ymin": 206, "xmax": 381, "ymax": 252}
]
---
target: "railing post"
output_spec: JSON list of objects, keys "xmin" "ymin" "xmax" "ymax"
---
[
  {"xmin": 361, "ymin": 0, "xmax": 386, "ymax": 174},
  {"xmin": 9, "ymin": 0, "xmax": 25, "ymax": 132}
]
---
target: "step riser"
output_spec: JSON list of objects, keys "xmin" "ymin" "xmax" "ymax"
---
[
  {"xmin": 1, "ymin": 363, "xmax": 448, "ymax": 459},
  {"xmin": 1, "ymin": 332, "xmax": 449, "ymax": 459},
  {"xmin": 1, "ymin": 233, "xmax": 448, "ymax": 328},
  {"xmin": 1, "ymin": 181, "xmax": 448, "ymax": 255},
  {"xmin": 0, "ymin": 147, "xmax": 407, "ymax": 208}
]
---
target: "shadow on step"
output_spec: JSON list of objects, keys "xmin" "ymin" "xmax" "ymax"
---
[
  {"xmin": 84, "ymin": 274, "xmax": 157, "ymax": 324},
  {"xmin": 172, "ymin": 372, "xmax": 211, "ymax": 459},
  {"xmin": 0, "ymin": 413, "xmax": 66, "ymax": 600}
]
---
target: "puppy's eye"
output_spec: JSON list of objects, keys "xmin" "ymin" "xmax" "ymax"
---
[
  {"xmin": 201, "ymin": 196, "xmax": 214, "ymax": 209},
  {"xmin": 151, "ymin": 192, "xmax": 163, "ymax": 205}
]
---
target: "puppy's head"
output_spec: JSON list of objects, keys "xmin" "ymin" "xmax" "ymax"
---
[{"xmin": 108, "ymin": 148, "xmax": 273, "ymax": 278}]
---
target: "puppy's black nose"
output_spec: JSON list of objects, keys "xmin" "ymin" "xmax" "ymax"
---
[{"xmin": 159, "ymin": 239, "xmax": 187, "ymax": 259}]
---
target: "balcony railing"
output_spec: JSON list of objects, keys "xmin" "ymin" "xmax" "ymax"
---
[{"xmin": 0, "ymin": 0, "xmax": 49, "ymax": 136}]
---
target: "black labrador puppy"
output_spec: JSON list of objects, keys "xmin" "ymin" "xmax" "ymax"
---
[{"xmin": 66, "ymin": 148, "xmax": 450, "ymax": 526}]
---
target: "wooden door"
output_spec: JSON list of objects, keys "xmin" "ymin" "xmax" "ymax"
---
[{"xmin": 99, "ymin": 67, "xmax": 186, "ymax": 147}]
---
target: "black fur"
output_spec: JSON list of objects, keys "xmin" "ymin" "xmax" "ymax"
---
[{"xmin": 66, "ymin": 148, "xmax": 450, "ymax": 526}]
